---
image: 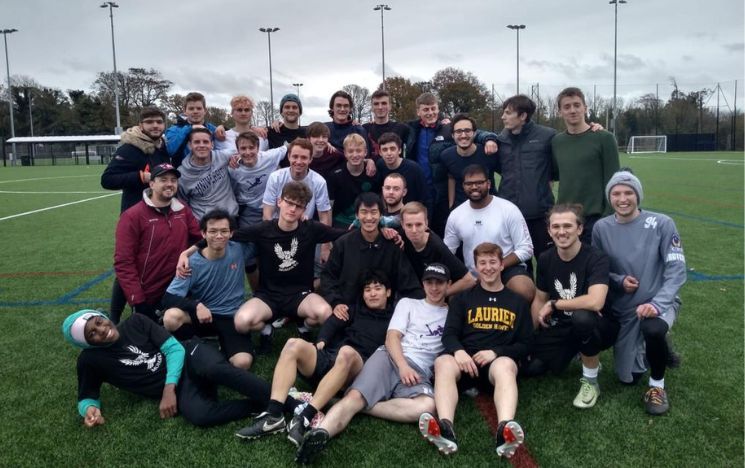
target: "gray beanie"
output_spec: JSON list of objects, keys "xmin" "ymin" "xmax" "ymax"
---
[
  {"xmin": 280, "ymin": 93, "xmax": 302, "ymax": 115},
  {"xmin": 606, "ymin": 170, "xmax": 643, "ymax": 205}
]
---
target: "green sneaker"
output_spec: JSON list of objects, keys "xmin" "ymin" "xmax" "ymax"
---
[
  {"xmin": 573, "ymin": 378, "xmax": 600, "ymax": 409},
  {"xmin": 643, "ymin": 386, "xmax": 670, "ymax": 415}
]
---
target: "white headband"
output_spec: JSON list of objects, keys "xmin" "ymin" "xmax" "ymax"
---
[{"xmin": 70, "ymin": 312, "xmax": 99, "ymax": 346}]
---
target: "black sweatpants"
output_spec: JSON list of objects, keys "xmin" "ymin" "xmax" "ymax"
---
[{"xmin": 641, "ymin": 318, "xmax": 670, "ymax": 381}]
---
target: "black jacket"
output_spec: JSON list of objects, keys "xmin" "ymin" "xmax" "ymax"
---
[
  {"xmin": 496, "ymin": 120, "xmax": 557, "ymax": 220},
  {"xmin": 317, "ymin": 303, "xmax": 394, "ymax": 360}
]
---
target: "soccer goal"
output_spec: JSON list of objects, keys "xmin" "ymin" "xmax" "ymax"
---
[{"xmin": 626, "ymin": 135, "xmax": 667, "ymax": 154}]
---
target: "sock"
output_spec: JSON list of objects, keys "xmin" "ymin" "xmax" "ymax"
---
[
  {"xmin": 300, "ymin": 403, "xmax": 318, "ymax": 422},
  {"xmin": 261, "ymin": 324, "xmax": 273, "ymax": 336},
  {"xmin": 582, "ymin": 364, "xmax": 599, "ymax": 384},
  {"xmin": 649, "ymin": 377, "xmax": 665, "ymax": 389},
  {"xmin": 284, "ymin": 396, "xmax": 301, "ymax": 413},
  {"xmin": 267, "ymin": 399, "xmax": 285, "ymax": 417}
]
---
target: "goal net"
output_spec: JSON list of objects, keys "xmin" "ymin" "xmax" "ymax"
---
[{"xmin": 627, "ymin": 135, "xmax": 667, "ymax": 154}]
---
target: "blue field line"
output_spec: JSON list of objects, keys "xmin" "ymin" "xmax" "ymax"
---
[
  {"xmin": 650, "ymin": 208, "xmax": 744, "ymax": 229},
  {"xmin": 687, "ymin": 271, "xmax": 744, "ymax": 282},
  {"xmin": 56, "ymin": 269, "xmax": 113, "ymax": 302},
  {"xmin": 0, "ymin": 269, "xmax": 113, "ymax": 308}
]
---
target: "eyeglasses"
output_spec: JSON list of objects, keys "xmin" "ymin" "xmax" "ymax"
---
[
  {"xmin": 282, "ymin": 198, "xmax": 307, "ymax": 210},
  {"xmin": 206, "ymin": 229, "xmax": 231, "ymax": 236},
  {"xmin": 453, "ymin": 128, "xmax": 474, "ymax": 135},
  {"xmin": 463, "ymin": 179, "xmax": 488, "ymax": 187},
  {"xmin": 233, "ymin": 108, "xmax": 253, "ymax": 113}
]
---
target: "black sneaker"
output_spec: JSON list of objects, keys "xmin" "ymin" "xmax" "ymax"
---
[
  {"xmin": 418, "ymin": 412, "xmax": 457, "ymax": 454},
  {"xmin": 235, "ymin": 412, "xmax": 286, "ymax": 440},
  {"xmin": 287, "ymin": 413, "xmax": 311, "ymax": 447},
  {"xmin": 495, "ymin": 420, "xmax": 524, "ymax": 458},
  {"xmin": 257, "ymin": 332, "xmax": 273, "ymax": 355},
  {"xmin": 295, "ymin": 428, "xmax": 329, "ymax": 465},
  {"xmin": 643, "ymin": 386, "xmax": 670, "ymax": 415}
]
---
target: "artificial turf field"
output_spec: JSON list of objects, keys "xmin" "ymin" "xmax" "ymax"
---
[{"xmin": 0, "ymin": 151, "xmax": 742, "ymax": 467}]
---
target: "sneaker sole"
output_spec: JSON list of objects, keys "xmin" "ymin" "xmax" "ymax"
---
[
  {"xmin": 496, "ymin": 421, "xmax": 525, "ymax": 458},
  {"xmin": 295, "ymin": 430, "xmax": 329, "ymax": 464},
  {"xmin": 418, "ymin": 413, "xmax": 457, "ymax": 455}
]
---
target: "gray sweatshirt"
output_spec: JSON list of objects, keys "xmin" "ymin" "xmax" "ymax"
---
[{"xmin": 177, "ymin": 150, "xmax": 238, "ymax": 220}]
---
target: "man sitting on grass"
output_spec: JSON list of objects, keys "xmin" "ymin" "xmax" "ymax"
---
[
  {"xmin": 294, "ymin": 264, "xmax": 451, "ymax": 464},
  {"xmin": 235, "ymin": 270, "xmax": 394, "ymax": 447},
  {"xmin": 62, "ymin": 309, "xmax": 272, "ymax": 428},
  {"xmin": 419, "ymin": 243, "xmax": 532, "ymax": 458}
]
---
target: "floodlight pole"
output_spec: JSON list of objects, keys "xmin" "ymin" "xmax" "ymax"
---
[
  {"xmin": 374, "ymin": 5, "xmax": 391, "ymax": 90},
  {"xmin": 609, "ymin": 0, "xmax": 627, "ymax": 137},
  {"xmin": 292, "ymin": 82, "xmax": 303, "ymax": 124},
  {"xmin": 2, "ymin": 28, "xmax": 17, "ymax": 165},
  {"xmin": 506, "ymin": 25, "xmax": 525, "ymax": 94},
  {"xmin": 260, "ymin": 27, "xmax": 280, "ymax": 120},
  {"xmin": 100, "ymin": 2, "xmax": 122, "ymax": 134}
]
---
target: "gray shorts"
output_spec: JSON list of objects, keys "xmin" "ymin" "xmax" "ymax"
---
[{"xmin": 348, "ymin": 348, "xmax": 434, "ymax": 410}]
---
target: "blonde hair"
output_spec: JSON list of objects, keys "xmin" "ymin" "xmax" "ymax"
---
[{"xmin": 343, "ymin": 133, "xmax": 366, "ymax": 150}]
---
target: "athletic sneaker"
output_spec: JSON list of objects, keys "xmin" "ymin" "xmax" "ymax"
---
[
  {"xmin": 495, "ymin": 420, "xmax": 525, "ymax": 458},
  {"xmin": 235, "ymin": 412, "xmax": 286, "ymax": 440},
  {"xmin": 295, "ymin": 428, "xmax": 329, "ymax": 464},
  {"xmin": 418, "ymin": 412, "xmax": 457, "ymax": 455},
  {"xmin": 573, "ymin": 378, "xmax": 600, "ymax": 409},
  {"xmin": 272, "ymin": 317, "xmax": 289, "ymax": 329},
  {"xmin": 287, "ymin": 414, "xmax": 311, "ymax": 447},
  {"xmin": 643, "ymin": 386, "xmax": 670, "ymax": 415}
]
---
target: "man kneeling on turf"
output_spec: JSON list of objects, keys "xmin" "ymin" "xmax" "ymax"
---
[
  {"xmin": 235, "ymin": 270, "xmax": 394, "ymax": 447},
  {"xmin": 62, "ymin": 310, "xmax": 271, "ymax": 428},
  {"xmin": 294, "ymin": 264, "xmax": 451, "ymax": 464},
  {"xmin": 419, "ymin": 242, "xmax": 532, "ymax": 458},
  {"xmin": 162, "ymin": 209, "xmax": 256, "ymax": 370}
]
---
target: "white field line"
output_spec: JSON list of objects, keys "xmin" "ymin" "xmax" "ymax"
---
[
  {"xmin": 716, "ymin": 160, "xmax": 745, "ymax": 165},
  {"xmin": 629, "ymin": 155, "xmax": 743, "ymax": 162},
  {"xmin": 0, "ymin": 190, "xmax": 113, "ymax": 194},
  {"xmin": 0, "ymin": 193, "xmax": 119, "ymax": 222},
  {"xmin": 0, "ymin": 174, "xmax": 98, "ymax": 185}
]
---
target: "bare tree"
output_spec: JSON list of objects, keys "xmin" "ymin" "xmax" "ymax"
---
[
  {"xmin": 256, "ymin": 100, "xmax": 276, "ymax": 127},
  {"xmin": 342, "ymin": 84, "xmax": 371, "ymax": 122}
]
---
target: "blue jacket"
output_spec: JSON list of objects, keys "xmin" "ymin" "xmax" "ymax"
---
[{"xmin": 165, "ymin": 121, "xmax": 218, "ymax": 168}]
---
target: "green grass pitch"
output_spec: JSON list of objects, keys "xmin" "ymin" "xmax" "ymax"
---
[{"xmin": 0, "ymin": 152, "xmax": 742, "ymax": 467}]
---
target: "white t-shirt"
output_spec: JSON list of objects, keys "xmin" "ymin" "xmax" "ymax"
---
[
  {"xmin": 443, "ymin": 196, "xmax": 533, "ymax": 272},
  {"xmin": 215, "ymin": 129, "xmax": 269, "ymax": 153},
  {"xmin": 387, "ymin": 297, "xmax": 448, "ymax": 371},
  {"xmin": 228, "ymin": 146, "xmax": 287, "ymax": 208},
  {"xmin": 262, "ymin": 167, "xmax": 332, "ymax": 219}
]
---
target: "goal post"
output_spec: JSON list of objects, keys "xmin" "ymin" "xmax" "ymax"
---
[{"xmin": 627, "ymin": 135, "xmax": 667, "ymax": 154}]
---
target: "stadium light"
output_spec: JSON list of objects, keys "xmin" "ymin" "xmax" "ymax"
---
[
  {"xmin": 259, "ymin": 27, "xmax": 280, "ymax": 120},
  {"xmin": 2, "ymin": 28, "xmax": 18, "ymax": 165},
  {"xmin": 100, "ymin": 2, "xmax": 122, "ymax": 135},
  {"xmin": 373, "ymin": 5, "xmax": 391, "ymax": 90},
  {"xmin": 506, "ymin": 24, "xmax": 526, "ymax": 94},
  {"xmin": 609, "ymin": 0, "xmax": 627, "ymax": 137},
  {"xmin": 292, "ymin": 82, "xmax": 303, "ymax": 124}
]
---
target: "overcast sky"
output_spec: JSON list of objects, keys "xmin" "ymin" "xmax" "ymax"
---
[{"xmin": 2, "ymin": 0, "xmax": 743, "ymax": 124}]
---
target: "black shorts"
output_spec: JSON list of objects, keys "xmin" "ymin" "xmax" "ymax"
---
[
  {"xmin": 529, "ymin": 325, "xmax": 577, "ymax": 375},
  {"xmin": 254, "ymin": 290, "xmax": 313, "ymax": 321},
  {"xmin": 301, "ymin": 347, "xmax": 338, "ymax": 387},
  {"xmin": 455, "ymin": 353, "xmax": 519, "ymax": 392},
  {"xmin": 501, "ymin": 263, "xmax": 531, "ymax": 284},
  {"xmin": 186, "ymin": 313, "xmax": 254, "ymax": 358}
]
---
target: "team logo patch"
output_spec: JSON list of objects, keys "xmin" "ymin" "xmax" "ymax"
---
[
  {"xmin": 230, "ymin": 262, "xmax": 238, "ymax": 270},
  {"xmin": 671, "ymin": 234, "xmax": 681, "ymax": 248}
]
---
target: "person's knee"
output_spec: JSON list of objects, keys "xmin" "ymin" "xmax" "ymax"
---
[
  {"xmin": 640, "ymin": 318, "xmax": 668, "ymax": 341},
  {"xmin": 434, "ymin": 355, "xmax": 458, "ymax": 378},
  {"xmin": 280, "ymin": 338, "xmax": 306, "ymax": 359},
  {"xmin": 571, "ymin": 310, "xmax": 597, "ymax": 335},
  {"xmin": 234, "ymin": 308, "xmax": 262, "ymax": 333},
  {"xmin": 162, "ymin": 308, "xmax": 185, "ymax": 331},
  {"xmin": 507, "ymin": 276, "xmax": 535, "ymax": 303},
  {"xmin": 490, "ymin": 356, "xmax": 518, "ymax": 380},
  {"xmin": 229, "ymin": 352, "xmax": 253, "ymax": 370},
  {"xmin": 413, "ymin": 396, "xmax": 435, "ymax": 414},
  {"xmin": 335, "ymin": 347, "xmax": 359, "ymax": 370}
]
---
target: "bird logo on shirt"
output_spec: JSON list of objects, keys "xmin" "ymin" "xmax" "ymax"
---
[
  {"xmin": 119, "ymin": 345, "xmax": 162, "ymax": 372},
  {"xmin": 275, "ymin": 237, "xmax": 299, "ymax": 272},
  {"xmin": 554, "ymin": 273, "xmax": 577, "ymax": 317}
]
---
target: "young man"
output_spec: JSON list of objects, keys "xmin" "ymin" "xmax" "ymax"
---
[
  {"xmin": 363, "ymin": 89, "xmax": 410, "ymax": 159},
  {"xmin": 444, "ymin": 164, "xmax": 535, "ymax": 303},
  {"xmin": 161, "ymin": 210, "xmax": 256, "ymax": 370},
  {"xmin": 400, "ymin": 202, "xmax": 476, "ymax": 297},
  {"xmin": 295, "ymin": 264, "xmax": 452, "ymax": 464},
  {"xmin": 326, "ymin": 133, "xmax": 380, "ymax": 227},
  {"xmin": 320, "ymin": 192, "xmax": 423, "ymax": 319},
  {"xmin": 552, "ymin": 87, "xmax": 620, "ymax": 242},
  {"xmin": 420, "ymin": 243, "xmax": 532, "ymax": 458},
  {"xmin": 114, "ymin": 163, "xmax": 201, "ymax": 322},
  {"xmin": 235, "ymin": 270, "xmax": 395, "ymax": 446},
  {"xmin": 528, "ymin": 204, "xmax": 618, "ymax": 409},
  {"xmin": 217, "ymin": 95, "xmax": 269, "ymax": 152},
  {"xmin": 165, "ymin": 92, "xmax": 223, "ymax": 168},
  {"xmin": 381, "ymin": 173, "xmax": 406, "ymax": 217},
  {"xmin": 101, "ymin": 106, "xmax": 171, "ymax": 323},
  {"xmin": 592, "ymin": 170, "xmax": 686, "ymax": 415},
  {"xmin": 440, "ymin": 113, "xmax": 499, "ymax": 210},
  {"xmin": 268, "ymin": 93, "xmax": 307, "ymax": 149},
  {"xmin": 177, "ymin": 127, "xmax": 239, "ymax": 220},
  {"xmin": 325, "ymin": 90, "xmax": 371, "ymax": 154},
  {"xmin": 375, "ymin": 132, "xmax": 430, "ymax": 208},
  {"xmin": 63, "ymin": 309, "xmax": 270, "ymax": 428}
]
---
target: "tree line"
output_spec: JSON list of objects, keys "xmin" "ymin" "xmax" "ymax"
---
[{"xmin": 0, "ymin": 67, "xmax": 742, "ymax": 151}]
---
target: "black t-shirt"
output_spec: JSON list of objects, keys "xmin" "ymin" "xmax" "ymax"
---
[
  {"xmin": 442, "ymin": 284, "xmax": 532, "ymax": 361},
  {"xmin": 268, "ymin": 125, "xmax": 306, "ymax": 150},
  {"xmin": 440, "ymin": 144, "xmax": 499, "ymax": 207},
  {"xmin": 363, "ymin": 121, "xmax": 411, "ymax": 160},
  {"xmin": 233, "ymin": 220, "xmax": 345, "ymax": 296},
  {"xmin": 375, "ymin": 158, "xmax": 430, "ymax": 206},
  {"xmin": 403, "ymin": 231, "xmax": 469, "ymax": 282},
  {"xmin": 326, "ymin": 165, "xmax": 380, "ymax": 226},
  {"xmin": 77, "ymin": 314, "xmax": 170, "ymax": 402},
  {"xmin": 535, "ymin": 243, "xmax": 609, "ymax": 326}
]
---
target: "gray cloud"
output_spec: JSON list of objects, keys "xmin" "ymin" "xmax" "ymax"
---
[{"xmin": 724, "ymin": 42, "xmax": 744, "ymax": 52}]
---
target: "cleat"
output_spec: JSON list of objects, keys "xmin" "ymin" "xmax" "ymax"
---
[
  {"xmin": 496, "ymin": 420, "xmax": 524, "ymax": 458},
  {"xmin": 287, "ymin": 414, "xmax": 311, "ymax": 448},
  {"xmin": 295, "ymin": 428, "xmax": 329, "ymax": 465},
  {"xmin": 573, "ymin": 378, "xmax": 600, "ymax": 409},
  {"xmin": 418, "ymin": 413, "xmax": 457, "ymax": 455},
  {"xmin": 235, "ymin": 412, "xmax": 286, "ymax": 440},
  {"xmin": 643, "ymin": 386, "xmax": 670, "ymax": 415}
]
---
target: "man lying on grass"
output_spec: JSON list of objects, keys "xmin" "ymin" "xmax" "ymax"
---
[
  {"xmin": 419, "ymin": 243, "xmax": 533, "ymax": 458},
  {"xmin": 235, "ymin": 269, "xmax": 394, "ymax": 448},
  {"xmin": 294, "ymin": 264, "xmax": 451, "ymax": 464},
  {"xmin": 62, "ymin": 309, "xmax": 274, "ymax": 427}
]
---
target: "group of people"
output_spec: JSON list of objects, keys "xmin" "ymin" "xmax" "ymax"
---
[{"xmin": 61, "ymin": 85, "xmax": 686, "ymax": 463}]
